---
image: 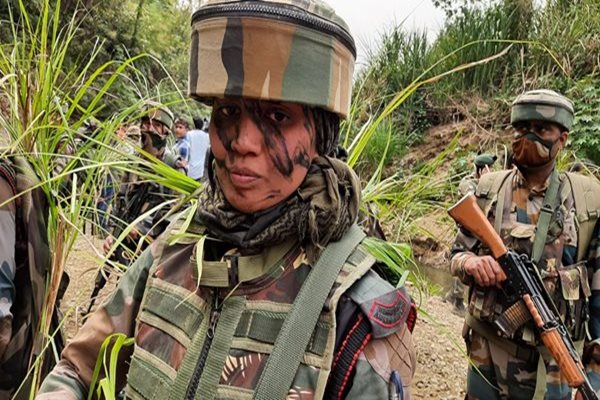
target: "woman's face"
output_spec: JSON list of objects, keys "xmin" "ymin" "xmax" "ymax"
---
[{"xmin": 209, "ymin": 98, "xmax": 317, "ymax": 213}]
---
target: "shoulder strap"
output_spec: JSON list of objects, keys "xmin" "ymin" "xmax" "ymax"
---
[
  {"xmin": 475, "ymin": 169, "xmax": 514, "ymax": 233},
  {"xmin": 531, "ymin": 169, "xmax": 561, "ymax": 265},
  {"xmin": 564, "ymin": 172, "xmax": 600, "ymax": 262},
  {"xmin": 253, "ymin": 224, "xmax": 366, "ymax": 400}
]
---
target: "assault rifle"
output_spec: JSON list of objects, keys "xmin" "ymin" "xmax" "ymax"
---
[
  {"xmin": 86, "ymin": 179, "xmax": 150, "ymax": 315},
  {"xmin": 448, "ymin": 194, "xmax": 599, "ymax": 400}
]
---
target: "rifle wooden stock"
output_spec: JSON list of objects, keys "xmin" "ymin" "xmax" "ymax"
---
[
  {"xmin": 448, "ymin": 194, "xmax": 508, "ymax": 259},
  {"xmin": 524, "ymin": 294, "xmax": 586, "ymax": 387}
]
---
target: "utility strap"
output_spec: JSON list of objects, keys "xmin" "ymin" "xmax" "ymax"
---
[{"xmin": 253, "ymin": 224, "xmax": 365, "ymax": 400}]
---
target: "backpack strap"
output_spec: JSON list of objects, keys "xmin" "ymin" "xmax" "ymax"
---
[
  {"xmin": 564, "ymin": 172, "xmax": 600, "ymax": 262},
  {"xmin": 475, "ymin": 169, "xmax": 514, "ymax": 232},
  {"xmin": 253, "ymin": 224, "xmax": 366, "ymax": 400}
]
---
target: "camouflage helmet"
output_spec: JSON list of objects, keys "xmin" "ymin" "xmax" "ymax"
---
[
  {"xmin": 189, "ymin": 0, "xmax": 356, "ymax": 118},
  {"xmin": 141, "ymin": 101, "xmax": 174, "ymax": 134},
  {"xmin": 510, "ymin": 89, "xmax": 574, "ymax": 131}
]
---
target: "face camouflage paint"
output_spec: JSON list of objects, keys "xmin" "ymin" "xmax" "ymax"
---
[{"xmin": 209, "ymin": 97, "xmax": 317, "ymax": 213}]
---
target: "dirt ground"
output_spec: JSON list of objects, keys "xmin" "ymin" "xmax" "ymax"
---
[{"xmin": 412, "ymin": 295, "xmax": 467, "ymax": 399}]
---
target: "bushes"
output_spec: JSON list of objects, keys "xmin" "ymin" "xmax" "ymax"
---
[
  {"xmin": 568, "ymin": 77, "xmax": 600, "ymax": 164},
  {"xmin": 353, "ymin": 0, "xmax": 600, "ymax": 174}
]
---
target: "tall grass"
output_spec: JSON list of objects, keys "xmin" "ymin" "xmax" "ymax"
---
[{"xmin": 0, "ymin": 0, "xmax": 197, "ymax": 396}]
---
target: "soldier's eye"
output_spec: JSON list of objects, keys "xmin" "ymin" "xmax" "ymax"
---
[
  {"xmin": 219, "ymin": 105, "xmax": 240, "ymax": 117},
  {"xmin": 267, "ymin": 110, "xmax": 289, "ymax": 124}
]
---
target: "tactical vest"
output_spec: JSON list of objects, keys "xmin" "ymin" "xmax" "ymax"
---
[
  {"xmin": 475, "ymin": 169, "xmax": 600, "ymax": 262},
  {"xmin": 468, "ymin": 169, "xmax": 600, "ymax": 343},
  {"xmin": 0, "ymin": 156, "xmax": 53, "ymax": 392},
  {"xmin": 124, "ymin": 220, "xmax": 411, "ymax": 399}
]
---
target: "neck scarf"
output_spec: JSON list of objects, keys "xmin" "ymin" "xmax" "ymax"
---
[{"xmin": 196, "ymin": 156, "xmax": 361, "ymax": 262}]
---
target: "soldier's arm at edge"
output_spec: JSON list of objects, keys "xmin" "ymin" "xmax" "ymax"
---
[
  {"xmin": 37, "ymin": 246, "xmax": 155, "ymax": 399},
  {"xmin": 584, "ymin": 218, "xmax": 600, "ymax": 392},
  {"xmin": 0, "ymin": 177, "xmax": 16, "ymax": 360}
]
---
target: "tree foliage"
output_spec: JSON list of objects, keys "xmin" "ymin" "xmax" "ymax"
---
[{"xmin": 0, "ymin": 0, "xmax": 197, "ymax": 117}]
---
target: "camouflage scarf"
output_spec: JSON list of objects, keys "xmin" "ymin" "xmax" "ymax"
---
[{"xmin": 196, "ymin": 156, "xmax": 361, "ymax": 262}]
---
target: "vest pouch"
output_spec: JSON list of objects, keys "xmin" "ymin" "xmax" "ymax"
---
[
  {"xmin": 126, "ymin": 344, "xmax": 174, "ymax": 400},
  {"xmin": 468, "ymin": 286, "xmax": 500, "ymax": 321},
  {"xmin": 558, "ymin": 262, "xmax": 589, "ymax": 301},
  {"xmin": 556, "ymin": 261, "xmax": 590, "ymax": 340}
]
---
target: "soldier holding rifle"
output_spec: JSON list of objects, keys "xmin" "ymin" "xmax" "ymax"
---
[{"xmin": 450, "ymin": 90, "xmax": 600, "ymax": 399}]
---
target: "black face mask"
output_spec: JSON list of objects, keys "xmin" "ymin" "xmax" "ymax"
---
[{"xmin": 141, "ymin": 130, "xmax": 167, "ymax": 155}]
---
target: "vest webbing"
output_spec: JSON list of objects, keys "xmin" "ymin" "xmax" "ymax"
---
[
  {"xmin": 253, "ymin": 224, "xmax": 366, "ymax": 400},
  {"xmin": 475, "ymin": 170, "xmax": 600, "ymax": 262},
  {"xmin": 475, "ymin": 169, "xmax": 514, "ymax": 234}
]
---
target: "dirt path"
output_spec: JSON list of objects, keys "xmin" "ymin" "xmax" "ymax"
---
[{"xmin": 412, "ymin": 295, "xmax": 467, "ymax": 399}]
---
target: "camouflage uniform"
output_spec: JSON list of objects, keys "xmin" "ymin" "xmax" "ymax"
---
[
  {"xmin": 451, "ymin": 90, "xmax": 600, "ymax": 399},
  {"xmin": 0, "ymin": 157, "xmax": 54, "ymax": 400},
  {"xmin": 38, "ymin": 218, "xmax": 416, "ymax": 399},
  {"xmin": 39, "ymin": 1, "xmax": 417, "ymax": 399},
  {"xmin": 109, "ymin": 104, "xmax": 182, "ymax": 258}
]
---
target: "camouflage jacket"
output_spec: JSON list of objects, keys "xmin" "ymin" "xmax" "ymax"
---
[
  {"xmin": 451, "ymin": 168, "xmax": 600, "ymax": 344},
  {"xmin": 39, "ymin": 217, "xmax": 416, "ymax": 399},
  {"xmin": 0, "ymin": 157, "xmax": 52, "ymax": 398}
]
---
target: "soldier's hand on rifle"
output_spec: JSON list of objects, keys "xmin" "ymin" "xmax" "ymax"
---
[{"xmin": 463, "ymin": 255, "xmax": 506, "ymax": 287}]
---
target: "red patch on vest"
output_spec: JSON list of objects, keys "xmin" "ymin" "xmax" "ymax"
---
[{"xmin": 367, "ymin": 290, "xmax": 410, "ymax": 328}]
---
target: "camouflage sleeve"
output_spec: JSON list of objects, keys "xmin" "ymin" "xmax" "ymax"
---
[
  {"xmin": 37, "ymin": 246, "xmax": 155, "ymax": 399},
  {"xmin": 0, "ymin": 178, "xmax": 16, "ymax": 360},
  {"xmin": 585, "ymin": 219, "xmax": 600, "ymax": 391},
  {"xmin": 344, "ymin": 324, "xmax": 416, "ymax": 399},
  {"xmin": 450, "ymin": 227, "xmax": 479, "ymax": 284}
]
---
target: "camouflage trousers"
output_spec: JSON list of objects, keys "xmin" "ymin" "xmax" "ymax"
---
[{"xmin": 466, "ymin": 331, "xmax": 572, "ymax": 400}]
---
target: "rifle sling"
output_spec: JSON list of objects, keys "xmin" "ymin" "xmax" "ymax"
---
[{"xmin": 531, "ymin": 169, "xmax": 561, "ymax": 266}]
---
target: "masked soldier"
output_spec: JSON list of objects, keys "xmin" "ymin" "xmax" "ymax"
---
[
  {"xmin": 102, "ymin": 101, "xmax": 181, "ymax": 258},
  {"xmin": 38, "ymin": 1, "xmax": 417, "ymax": 398},
  {"xmin": 451, "ymin": 89, "xmax": 600, "ymax": 399},
  {"xmin": 87, "ymin": 103, "xmax": 182, "ymax": 315}
]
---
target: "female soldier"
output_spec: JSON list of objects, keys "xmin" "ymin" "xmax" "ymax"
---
[{"xmin": 38, "ymin": 1, "xmax": 416, "ymax": 398}]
